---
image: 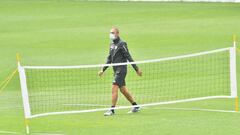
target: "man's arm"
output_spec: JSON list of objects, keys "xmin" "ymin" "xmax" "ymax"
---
[
  {"xmin": 99, "ymin": 48, "xmax": 111, "ymax": 77},
  {"xmin": 121, "ymin": 42, "xmax": 139, "ymax": 72},
  {"xmin": 101, "ymin": 46, "xmax": 111, "ymax": 72},
  {"xmin": 102, "ymin": 53, "xmax": 111, "ymax": 72}
]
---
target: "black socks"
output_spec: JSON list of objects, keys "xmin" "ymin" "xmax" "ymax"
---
[
  {"xmin": 111, "ymin": 106, "xmax": 115, "ymax": 113},
  {"xmin": 110, "ymin": 102, "xmax": 137, "ymax": 113},
  {"xmin": 132, "ymin": 102, "xmax": 137, "ymax": 106}
]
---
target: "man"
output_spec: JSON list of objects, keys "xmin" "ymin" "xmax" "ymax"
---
[{"xmin": 98, "ymin": 27, "xmax": 142, "ymax": 116}]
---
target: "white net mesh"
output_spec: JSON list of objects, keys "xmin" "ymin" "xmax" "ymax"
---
[{"xmin": 20, "ymin": 48, "xmax": 233, "ymax": 117}]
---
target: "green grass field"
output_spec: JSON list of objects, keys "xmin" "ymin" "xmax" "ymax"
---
[{"xmin": 1, "ymin": 1, "xmax": 240, "ymax": 135}]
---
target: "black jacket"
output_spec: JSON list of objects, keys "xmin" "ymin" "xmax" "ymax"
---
[{"xmin": 103, "ymin": 37, "xmax": 138, "ymax": 73}]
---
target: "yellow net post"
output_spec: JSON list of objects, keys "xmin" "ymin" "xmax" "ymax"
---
[
  {"xmin": 16, "ymin": 53, "xmax": 30, "ymax": 134},
  {"xmin": 234, "ymin": 34, "xmax": 240, "ymax": 52},
  {"xmin": 25, "ymin": 119, "xmax": 30, "ymax": 134},
  {"xmin": 236, "ymin": 97, "xmax": 239, "ymax": 112},
  {"xmin": 16, "ymin": 53, "xmax": 21, "ymax": 63},
  {"xmin": 233, "ymin": 35, "xmax": 239, "ymax": 112},
  {"xmin": 233, "ymin": 34, "xmax": 236, "ymax": 45}
]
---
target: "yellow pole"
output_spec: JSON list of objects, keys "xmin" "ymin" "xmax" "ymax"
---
[
  {"xmin": 233, "ymin": 34, "xmax": 236, "ymax": 43},
  {"xmin": 236, "ymin": 97, "xmax": 239, "ymax": 112},
  {"xmin": 233, "ymin": 35, "xmax": 239, "ymax": 112},
  {"xmin": 237, "ymin": 48, "xmax": 240, "ymax": 52},
  {"xmin": 0, "ymin": 68, "xmax": 18, "ymax": 95},
  {"xmin": 0, "ymin": 53, "xmax": 19, "ymax": 88},
  {"xmin": 16, "ymin": 53, "xmax": 30, "ymax": 134},
  {"xmin": 233, "ymin": 34, "xmax": 240, "ymax": 52},
  {"xmin": 25, "ymin": 119, "xmax": 30, "ymax": 134},
  {"xmin": 0, "ymin": 54, "xmax": 21, "ymax": 95},
  {"xmin": 0, "ymin": 76, "xmax": 10, "ymax": 88},
  {"xmin": 16, "ymin": 53, "xmax": 20, "ymax": 63}
]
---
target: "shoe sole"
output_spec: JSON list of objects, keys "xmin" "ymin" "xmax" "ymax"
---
[
  {"xmin": 104, "ymin": 113, "xmax": 115, "ymax": 116},
  {"xmin": 127, "ymin": 109, "xmax": 140, "ymax": 114}
]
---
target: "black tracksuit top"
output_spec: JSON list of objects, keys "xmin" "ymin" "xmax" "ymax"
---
[{"xmin": 102, "ymin": 37, "xmax": 138, "ymax": 73}]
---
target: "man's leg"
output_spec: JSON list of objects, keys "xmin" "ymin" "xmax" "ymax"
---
[
  {"xmin": 104, "ymin": 84, "xmax": 119, "ymax": 116},
  {"xmin": 112, "ymin": 84, "xmax": 119, "ymax": 107},
  {"xmin": 105, "ymin": 71, "xmax": 122, "ymax": 116},
  {"xmin": 120, "ymin": 86, "xmax": 140, "ymax": 113},
  {"xmin": 120, "ymin": 86, "xmax": 135, "ymax": 104}
]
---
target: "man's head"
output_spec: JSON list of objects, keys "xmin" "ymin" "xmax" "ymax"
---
[{"xmin": 109, "ymin": 27, "xmax": 120, "ymax": 41}]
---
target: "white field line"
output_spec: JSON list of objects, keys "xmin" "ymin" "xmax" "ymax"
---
[
  {"xmin": 0, "ymin": 131, "xmax": 21, "ymax": 134},
  {"xmin": 0, "ymin": 106, "xmax": 22, "ymax": 110},
  {"xmin": 63, "ymin": 103, "xmax": 110, "ymax": 107},
  {"xmin": 147, "ymin": 107, "xmax": 239, "ymax": 113},
  {"xmin": 64, "ymin": 104, "xmax": 239, "ymax": 114},
  {"xmin": 85, "ymin": 0, "xmax": 240, "ymax": 3},
  {"xmin": 32, "ymin": 133, "xmax": 64, "ymax": 135},
  {"xmin": 63, "ymin": 103, "xmax": 128, "ymax": 108},
  {"xmin": 23, "ymin": 47, "xmax": 231, "ymax": 69},
  {"xmin": 28, "ymin": 95, "xmax": 234, "ymax": 118}
]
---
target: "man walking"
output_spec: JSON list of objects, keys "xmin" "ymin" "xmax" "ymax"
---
[{"xmin": 98, "ymin": 28, "xmax": 142, "ymax": 116}]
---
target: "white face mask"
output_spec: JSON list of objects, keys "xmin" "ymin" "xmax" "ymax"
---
[{"xmin": 109, "ymin": 33, "xmax": 116, "ymax": 41}]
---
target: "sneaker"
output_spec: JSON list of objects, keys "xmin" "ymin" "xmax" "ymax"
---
[
  {"xmin": 104, "ymin": 110, "xmax": 115, "ymax": 116},
  {"xmin": 128, "ymin": 106, "xmax": 140, "ymax": 114}
]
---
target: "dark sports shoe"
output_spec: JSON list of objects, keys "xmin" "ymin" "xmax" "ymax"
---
[{"xmin": 128, "ymin": 106, "xmax": 140, "ymax": 113}]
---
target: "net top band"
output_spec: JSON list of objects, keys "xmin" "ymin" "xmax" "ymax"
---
[{"xmin": 22, "ymin": 47, "xmax": 231, "ymax": 69}]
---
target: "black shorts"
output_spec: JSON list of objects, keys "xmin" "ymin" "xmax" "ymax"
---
[{"xmin": 112, "ymin": 72, "xmax": 127, "ymax": 87}]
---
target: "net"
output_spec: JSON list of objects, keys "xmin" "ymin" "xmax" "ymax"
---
[{"xmin": 18, "ymin": 47, "xmax": 237, "ymax": 118}]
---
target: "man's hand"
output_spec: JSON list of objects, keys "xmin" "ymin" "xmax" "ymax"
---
[
  {"xmin": 136, "ymin": 69, "xmax": 142, "ymax": 77},
  {"xmin": 98, "ymin": 70, "xmax": 104, "ymax": 77}
]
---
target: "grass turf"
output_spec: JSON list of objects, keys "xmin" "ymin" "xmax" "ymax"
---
[{"xmin": 0, "ymin": 0, "xmax": 240, "ymax": 135}]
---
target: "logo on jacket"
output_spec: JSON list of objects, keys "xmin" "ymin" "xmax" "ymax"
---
[{"xmin": 110, "ymin": 45, "xmax": 114, "ymax": 50}]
